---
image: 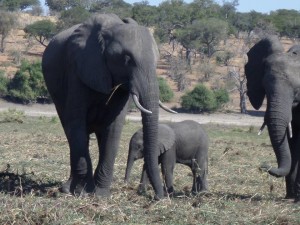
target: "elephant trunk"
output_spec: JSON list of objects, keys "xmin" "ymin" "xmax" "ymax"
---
[
  {"xmin": 124, "ymin": 151, "xmax": 135, "ymax": 182},
  {"xmin": 132, "ymin": 68, "xmax": 163, "ymax": 199},
  {"xmin": 141, "ymin": 101, "xmax": 163, "ymax": 199},
  {"xmin": 266, "ymin": 94, "xmax": 293, "ymax": 177}
]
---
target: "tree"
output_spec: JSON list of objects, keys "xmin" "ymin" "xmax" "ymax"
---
[
  {"xmin": 45, "ymin": 0, "xmax": 69, "ymax": 12},
  {"xmin": 132, "ymin": 1, "xmax": 158, "ymax": 26},
  {"xmin": 57, "ymin": 6, "xmax": 90, "ymax": 30},
  {"xmin": 191, "ymin": 18, "xmax": 229, "ymax": 58},
  {"xmin": 90, "ymin": 0, "xmax": 131, "ymax": 18},
  {"xmin": 0, "ymin": 11, "xmax": 17, "ymax": 53},
  {"xmin": 269, "ymin": 9, "xmax": 300, "ymax": 39},
  {"xmin": 24, "ymin": 20, "xmax": 57, "ymax": 47},
  {"xmin": 188, "ymin": 0, "xmax": 220, "ymax": 22},
  {"xmin": 0, "ymin": 0, "xmax": 39, "ymax": 11},
  {"xmin": 155, "ymin": 0, "xmax": 190, "ymax": 44}
]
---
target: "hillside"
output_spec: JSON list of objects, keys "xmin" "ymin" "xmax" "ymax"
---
[{"xmin": 0, "ymin": 13, "xmax": 295, "ymax": 113}]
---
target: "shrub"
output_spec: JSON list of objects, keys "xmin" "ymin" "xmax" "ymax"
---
[
  {"xmin": 181, "ymin": 84, "xmax": 217, "ymax": 113},
  {"xmin": 7, "ymin": 60, "xmax": 50, "ymax": 104},
  {"xmin": 181, "ymin": 84, "xmax": 230, "ymax": 113},
  {"xmin": 216, "ymin": 51, "xmax": 234, "ymax": 66},
  {"xmin": 0, "ymin": 108, "xmax": 25, "ymax": 123},
  {"xmin": 158, "ymin": 77, "xmax": 174, "ymax": 102},
  {"xmin": 214, "ymin": 88, "xmax": 230, "ymax": 108},
  {"xmin": 0, "ymin": 70, "xmax": 9, "ymax": 96}
]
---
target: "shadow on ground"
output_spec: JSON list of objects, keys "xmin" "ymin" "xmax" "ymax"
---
[{"xmin": 0, "ymin": 164, "xmax": 60, "ymax": 197}]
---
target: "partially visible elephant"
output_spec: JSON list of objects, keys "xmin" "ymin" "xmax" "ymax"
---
[
  {"xmin": 125, "ymin": 120, "xmax": 209, "ymax": 195},
  {"xmin": 42, "ymin": 14, "xmax": 175, "ymax": 199},
  {"xmin": 245, "ymin": 35, "xmax": 300, "ymax": 202}
]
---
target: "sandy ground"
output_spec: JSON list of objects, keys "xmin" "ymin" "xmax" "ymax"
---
[{"xmin": 0, "ymin": 99, "xmax": 264, "ymax": 127}]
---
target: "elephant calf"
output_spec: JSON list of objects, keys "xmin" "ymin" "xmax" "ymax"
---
[{"xmin": 125, "ymin": 120, "xmax": 209, "ymax": 195}]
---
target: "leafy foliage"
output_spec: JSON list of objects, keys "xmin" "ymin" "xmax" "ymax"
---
[
  {"xmin": 214, "ymin": 88, "xmax": 230, "ymax": 108},
  {"xmin": 0, "ymin": 0, "xmax": 39, "ymax": 11},
  {"xmin": 158, "ymin": 77, "xmax": 174, "ymax": 102},
  {"xmin": 57, "ymin": 6, "xmax": 91, "ymax": 30},
  {"xmin": 0, "ymin": 70, "xmax": 9, "ymax": 96},
  {"xmin": 7, "ymin": 61, "xmax": 50, "ymax": 104},
  {"xmin": 0, "ymin": 11, "xmax": 17, "ymax": 52},
  {"xmin": 181, "ymin": 84, "xmax": 229, "ymax": 113},
  {"xmin": 181, "ymin": 84, "xmax": 217, "ymax": 113},
  {"xmin": 24, "ymin": 20, "xmax": 57, "ymax": 47},
  {"xmin": 0, "ymin": 108, "xmax": 25, "ymax": 123}
]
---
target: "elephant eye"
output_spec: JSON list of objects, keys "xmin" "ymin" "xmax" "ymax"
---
[{"xmin": 124, "ymin": 55, "xmax": 133, "ymax": 66}]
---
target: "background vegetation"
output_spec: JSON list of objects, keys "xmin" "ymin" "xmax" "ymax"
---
[{"xmin": 0, "ymin": 0, "xmax": 300, "ymax": 113}]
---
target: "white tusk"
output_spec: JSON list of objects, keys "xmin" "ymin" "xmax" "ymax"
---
[
  {"xmin": 159, "ymin": 100, "xmax": 177, "ymax": 114},
  {"xmin": 258, "ymin": 121, "xmax": 266, "ymax": 135},
  {"xmin": 288, "ymin": 122, "xmax": 293, "ymax": 138},
  {"xmin": 132, "ymin": 95, "xmax": 152, "ymax": 114}
]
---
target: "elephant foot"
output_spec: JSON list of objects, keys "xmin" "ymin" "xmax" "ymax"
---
[
  {"xmin": 94, "ymin": 186, "xmax": 111, "ymax": 198},
  {"xmin": 60, "ymin": 176, "xmax": 95, "ymax": 197},
  {"xmin": 293, "ymin": 193, "xmax": 300, "ymax": 203},
  {"xmin": 164, "ymin": 186, "xmax": 174, "ymax": 196},
  {"xmin": 137, "ymin": 184, "xmax": 147, "ymax": 195},
  {"xmin": 284, "ymin": 194, "xmax": 296, "ymax": 200}
]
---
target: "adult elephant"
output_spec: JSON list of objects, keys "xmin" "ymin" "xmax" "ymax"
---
[
  {"xmin": 245, "ymin": 35, "xmax": 300, "ymax": 202},
  {"xmin": 42, "ymin": 14, "xmax": 174, "ymax": 199}
]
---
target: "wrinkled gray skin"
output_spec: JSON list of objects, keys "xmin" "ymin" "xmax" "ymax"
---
[
  {"xmin": 42, "ymin": 14, "xmax": 165, "ymax": 199},
  {"xmin": 245, "ymin": 35, "xmax": 300, "ymax": 202},
  {"xmin": 125, "ymin": 120, "xmax": 209, "ymax": 195}
]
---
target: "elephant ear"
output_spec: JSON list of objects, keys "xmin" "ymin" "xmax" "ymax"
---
[
  {"xmin": 67, "ymin": 14, "xmax": 123, "ymax": 94},
  {"xmin": 158, "ymin": 124, "xmax": 175, "ymax": 155},
  {"xmin": 245, "ymin": 35, "xmax": 284, "ymax": 110}
]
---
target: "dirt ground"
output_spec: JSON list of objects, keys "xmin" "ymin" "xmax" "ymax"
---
[{"xmin": 0, "ymin": 99, "xmax": 264, "ymax": 127}]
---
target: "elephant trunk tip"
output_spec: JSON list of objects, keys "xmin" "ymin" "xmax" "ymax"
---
[
  {"xmin": 268, "ymin": 167, "xmax": 290, "ymax": 177},
  {"xmin": 260, "ymin": 163, "xmax": 290, "ymax": 177}
]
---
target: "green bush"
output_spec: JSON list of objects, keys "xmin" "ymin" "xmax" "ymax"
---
[
  {"xmin": 158, "ymin": 77, "xmax": 174, "ymax": 102},
  {"xmin": 7, "ymin": 60, "xmax": 50, "ymax": 104},
  {"xmin": 214, "ymin": 88, "xmax": 230, "ymax": 108},
  {"xmin": 0, "ymin": 70, "xmax": 9, "ymax": 96},
  {"xmin": 181, "ymin": 84, "xmax": 229, "ymax": 113},
  {"xmin": 0, "ymin": 108, "xmax": 25, "ymax": 123}
]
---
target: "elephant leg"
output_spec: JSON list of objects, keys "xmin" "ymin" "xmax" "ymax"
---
[
  {"xmin": 161, "ymin": 153, "xmax": 175, "ymax": 195},
  {"xmin": 292, "ymin": 133, "xmax": 300, "ymax": 202},
  {"xmin": 138, "ymin": 164, "xmax": 150, "ymax": 194},
  {"xmin": 62, "ymin": 121, "xmax": 95, "ymax": 196},
  {"xmin": 192, "ymin": 154, "xmax": 208, "ymax": 194},
  {"xmin": 286, "ymin": 132, "xmax": 300, "ymax": 199},
  {"xmin": 93, "ymin": 94, "xmax": 129, "ymax": 197}
]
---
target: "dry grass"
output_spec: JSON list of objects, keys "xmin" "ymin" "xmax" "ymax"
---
[{"xmin": 0, "ymin": 112, "xmax": 299, "ymax": 224}]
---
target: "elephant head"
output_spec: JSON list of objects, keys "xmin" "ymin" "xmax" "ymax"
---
[
  {"xmin": 245, "ymin": 35, "xmax": 300, "ymax": 177},
  {"xmin": 125, "ymin": 124, "xmax": 175, "ymax": 182},
  {"xmin": 42, "ymin": 14, "xmax": 176, "ymax": 198}
]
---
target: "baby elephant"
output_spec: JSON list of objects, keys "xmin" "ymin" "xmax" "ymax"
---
[{"xmin": 125, "ymin": 120, "xmax": 209, "ymax": 195}]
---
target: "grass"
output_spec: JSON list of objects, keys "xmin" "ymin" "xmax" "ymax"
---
[{"xmin": 0, "ymin": 111, "xmax": 299, "ymax": 224}]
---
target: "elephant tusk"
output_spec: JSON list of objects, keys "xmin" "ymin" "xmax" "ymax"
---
[
  {"xmin": 106, "ymin": 84, "xmax": 123, "ymax": 105},
  {"xmin": 132, "ymin": 94, "xmax": 152, "ymax": 114},
  {"xmin": 159, "ymin": 100, "xmax": 177, "ymax": 114},
  {"xmin": 288, "ymin": 122, "xmax": 293, "ymax": 138},
  {"xmin": 258, "ymin": 121, "xmax": 266, "ymax": 135}
]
